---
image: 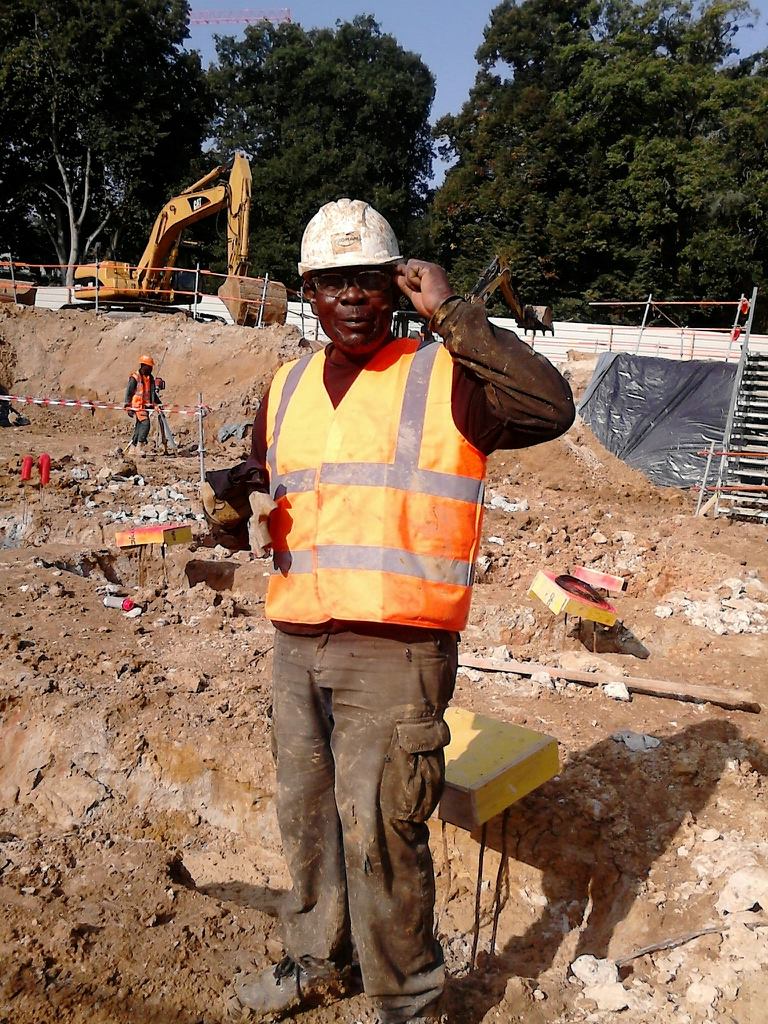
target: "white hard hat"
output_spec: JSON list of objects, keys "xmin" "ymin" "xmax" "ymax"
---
[{"xmin": 298, "ymin": 198, "xmax": 401, "ymax": 276}]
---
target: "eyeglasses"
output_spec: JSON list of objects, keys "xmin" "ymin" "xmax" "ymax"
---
[{"xmin": 309, "ymin": 269, "xmax": 393, "ymax": 298}]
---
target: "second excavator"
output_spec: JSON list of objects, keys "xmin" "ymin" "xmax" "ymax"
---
[{"xmin": 73, "ymin": 153, "xmax": 287, "ymax": 326}]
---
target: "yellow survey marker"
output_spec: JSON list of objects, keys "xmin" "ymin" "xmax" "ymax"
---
[
  {"xmin": 527, "ymin": 569, "xmax": 617, "ymax": 626},
  {"xmin": 114, "ymin": 523, "xmax": 193, "ymax": 548},
  {"xmin": 440, "ymin": 706, "xmax": 559, "ymax": 830}
]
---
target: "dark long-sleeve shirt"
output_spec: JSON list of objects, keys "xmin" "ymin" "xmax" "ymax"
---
[{"xmin": 210, "ymin": 298, "xmax": 575, "ymax": 636}]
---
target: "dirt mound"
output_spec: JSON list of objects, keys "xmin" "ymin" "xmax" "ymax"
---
[
  {"xmin": 0, "ymin": 304, "xmax": 301, "ymax": 426},
  {"xmin": 513, "ymin": 417, "xmax": 682, "ymax": 508}
]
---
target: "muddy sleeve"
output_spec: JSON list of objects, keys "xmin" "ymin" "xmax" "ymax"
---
[
  {"xmin": 432, "ymin": 298, "xmax": 575, "ymax": 454},
  {"xmin": 204, "ymin": 390, "xmax": 270, "ymax": 502}
]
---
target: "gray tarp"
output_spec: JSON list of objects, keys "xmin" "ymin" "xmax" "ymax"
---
[{"xmin": 577, "ymin": 353, "xmax": 736, "ymax": 488}]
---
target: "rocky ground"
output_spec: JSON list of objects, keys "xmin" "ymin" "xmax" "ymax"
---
[{"xmin": 0, "ymin": 306, "xmax": 767, "ymax": 1024}]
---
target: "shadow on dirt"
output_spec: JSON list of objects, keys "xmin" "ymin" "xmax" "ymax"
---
[
  {"xmin": 196, "ymin": 881, "xmax": 287, "ymax": 917},
  {"xmin": 447, "ymin": 719, "xmax": 767, "ymax": 1023}
]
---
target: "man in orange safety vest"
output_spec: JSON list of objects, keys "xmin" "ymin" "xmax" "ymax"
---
[
  {"xmin": 124, "ymin": 354, "xmax": 162, "ymax": 452},
  {"xmin": 212, "ymin": 199, "xmax": 575, "ymax": 1023}
]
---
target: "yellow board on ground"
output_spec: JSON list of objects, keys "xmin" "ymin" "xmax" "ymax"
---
[
  {"xmin": 440, "ymin": 706, "xmax": 559, "ymax": 830},
  {"xmin": 114, "ymin": 523, "xmax": 193, "ymax": 548},
  {"xmin": 527, "ymin": 569, "xmax": 617, "ymax": 626}
]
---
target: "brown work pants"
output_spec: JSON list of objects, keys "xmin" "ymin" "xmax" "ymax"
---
[{"xmin": 271, "ymin": 627, "xmax": 457, "ymax": 1023}]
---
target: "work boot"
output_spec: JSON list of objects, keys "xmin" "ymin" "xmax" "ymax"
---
[{"xmin": 226, "ymin": 956, "xmax": 356, "ymax": 1021}]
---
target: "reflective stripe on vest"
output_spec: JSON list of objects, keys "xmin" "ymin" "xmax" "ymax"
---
[
  {"xmin": 264, "ymin": 337, "xmax": 487, "ymax": 630},
  {"xmin": 272, "ymin": 546, "xmax": 474, "ymax": 587},
  {"xmin": 131, "ymin": 372, "xmax": 152, "ymax": 421}
]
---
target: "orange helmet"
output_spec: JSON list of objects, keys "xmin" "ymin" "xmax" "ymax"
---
[{"xmin": 139, "ymin": 354, "xmax": 154, "ymax": 368}]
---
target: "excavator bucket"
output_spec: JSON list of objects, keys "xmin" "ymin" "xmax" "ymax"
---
[{"xmin": 219, "ymin": 275, "xmax": 288, "ymax": 327}]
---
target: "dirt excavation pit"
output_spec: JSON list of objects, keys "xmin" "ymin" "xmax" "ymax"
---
[{"xmin": 1, "ymin": 306, "xmax": 768, "ymax": 1024}]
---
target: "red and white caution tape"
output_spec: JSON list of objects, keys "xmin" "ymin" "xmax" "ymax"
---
[{"xmin": 0, "ymin": 393, "xmax": 209, "ymax": 416}]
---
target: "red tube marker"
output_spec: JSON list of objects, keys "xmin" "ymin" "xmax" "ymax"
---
[
  {"xmin": 21, "ymin": 456, "xmax": 33, "ymax": 481},
  {"xmin": 38, "ymin": 453, "xmax": 51, "ymax": 486}
]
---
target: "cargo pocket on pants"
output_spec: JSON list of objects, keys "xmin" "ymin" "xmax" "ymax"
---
[{"xmin": 381, "ymin": 718, "xmax": 452, "ymax": 824}]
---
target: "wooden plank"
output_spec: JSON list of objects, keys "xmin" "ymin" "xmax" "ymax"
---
[
  {"xmin": 695, "ymin": 493, "xmax": 718, "ymax": 517},
  {"xmin": 718, "ymin": 495, "xmax": 768, "ymax": 506},
  {"xmin": 458, "ymin": 654, "xmax": 761, "ymax": 714},
  {"xmin": 721, "ymin": 507, "xmax": 768, "ymax": 519}
]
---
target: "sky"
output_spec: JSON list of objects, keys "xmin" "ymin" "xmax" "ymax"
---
[
  {"xmin": 186, "ymin": 1, "xmax": 491, "ymax": 122},
  {"xmin": 185, "ymin": 1, "xmax": 768, "ymax": 180}
]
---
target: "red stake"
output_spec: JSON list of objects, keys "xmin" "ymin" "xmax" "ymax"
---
[
  {"xmin": 20, "ymin": 455, "xmax": 33, "ymax": 481},
  {"xmin": 38, "ymin": 453, "xmax": 51, "ymax": 486}
]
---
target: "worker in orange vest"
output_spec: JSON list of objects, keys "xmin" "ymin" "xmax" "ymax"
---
[
  {"xmin": 210, "ymin": 200, "xmax": 575, "ymax": 1023},
  {"xmin": 124, "ymin": 354, "xmax": 161, "ymax": 452}
]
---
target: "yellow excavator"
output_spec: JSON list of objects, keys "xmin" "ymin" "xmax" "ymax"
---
[{"xmin": 72, "ymin": 153, "xmax": 287, "ymax": 326}]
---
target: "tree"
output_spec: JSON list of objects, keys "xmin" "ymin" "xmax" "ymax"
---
[
  {"xmin": 208, "ymin": 16, "xmax": 435, "ymax": 286},
  {"xmin": 0, "ymin": 0, "xmax": 211, "ymax": 282},
  {"xmin": 430, "ymin": 0, "xmax": 768, "ymax": 327}
]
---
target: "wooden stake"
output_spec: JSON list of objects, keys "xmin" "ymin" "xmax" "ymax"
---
[{"xmin": 458, "ymin": 654, "xmax": 761, "ymax": 714}]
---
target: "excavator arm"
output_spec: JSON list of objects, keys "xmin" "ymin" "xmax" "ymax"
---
[
  {"xmin": 136, "ymin": 152, "xmax": 253, "ymax": 286},
  {"xmin": 467, "ymin": 256, "xmax": 554, "ymax": 337},
  {"xmin": 136, "ymin": 175, "xmax": 228, "ymax": 291},
  {"xmin": 225, "ymin": 152, "xmax": 251, "ymax": 279},
  {"xmin": 215, "ymin": 153, "xmax": 287, "ymax": 326}
]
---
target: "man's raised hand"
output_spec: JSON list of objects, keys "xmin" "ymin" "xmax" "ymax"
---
[{"xmin": 394, "ymin": 259, "xmax": 455, "ymax": 319}]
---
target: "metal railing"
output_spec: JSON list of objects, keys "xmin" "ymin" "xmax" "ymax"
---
[{"xmin": 2, "ymin": 257, "xmax": 768, "ymax": 361}]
